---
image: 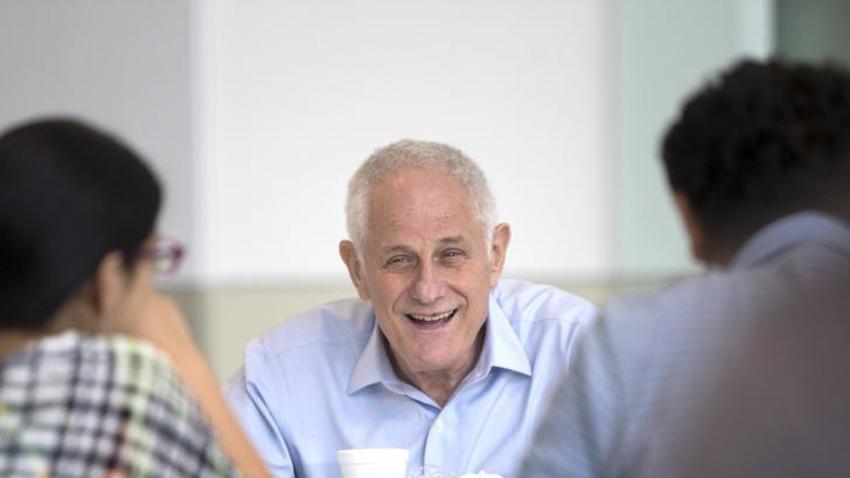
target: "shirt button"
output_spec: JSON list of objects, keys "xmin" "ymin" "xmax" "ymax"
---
[{"xmin": 434, "ymin": 419, "xmax": 445, "ymax": 431}]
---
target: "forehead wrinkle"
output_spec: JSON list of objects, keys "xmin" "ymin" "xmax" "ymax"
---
[
  {"xmin": 373, "ymin": 169, "xmax": 473, "ymax": 215},
  {"xmin": 373, "ymin": 204, "xmax": 481, "ymax": 244},
  {"xmin": 379, "ymin": 202, "xmax": 464, "ymax": 233},
  {"xmin": 376, "ymin": 235, "xmax": 470, "ymax": 259},
  {"xmin": 437, "ymin": 235, "xmax": 467, "ymax": 245},
  {"xmin": 379, "ymin": 244, "xmax": 414, "ymax": 256},
  {"xmin": 365, "ymin": 168, "xmax": 484, "ymax": 251}
]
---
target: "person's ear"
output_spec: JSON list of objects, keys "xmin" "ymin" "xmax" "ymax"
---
[
  {"xmin": 339, "ymin": 240, "xmax": 370, "ymax": 300},
  {"xmin": 93, "ymin": 251, "xmax": 129, "ymax": 320},
  {"xmin": 487, "ymin": 223, "xmax": 511, "ymax": 288},
  {"xmin": 673, "ymin": 191, "xmax": 706, "ymax": 263}
]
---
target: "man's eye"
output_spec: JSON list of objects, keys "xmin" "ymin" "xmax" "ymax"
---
[
  {"xmin": 441, "ymin": 249, "xmax": 466, "ymax": 263},
  {"xmin": 386, "ymin": 256, "xmax": 412, "ymax": 267}
]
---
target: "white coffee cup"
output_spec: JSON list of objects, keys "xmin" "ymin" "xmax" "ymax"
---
[{"xmin": 337, "ymin": 448, "xmax": 409, "ymax": 478}]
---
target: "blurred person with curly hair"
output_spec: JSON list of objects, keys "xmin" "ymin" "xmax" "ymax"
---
[{"xmin": 521, "ymin": 59, "xmax": 850, "ymax": 477}]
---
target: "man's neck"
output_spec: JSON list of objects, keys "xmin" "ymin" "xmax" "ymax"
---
[
  {"xmin": 404, "ymin": 367, "xmax": 470, "ymax": 407},
  {"xmin": 388, "ymin": 330, "xmax": 485, "ymax": 407}
]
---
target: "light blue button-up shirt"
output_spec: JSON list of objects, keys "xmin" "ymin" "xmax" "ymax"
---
[
  {"xmin": 520, "ymin": 212, "xmax": 850, "ymax": 477},
  {"xmin": 226, "ymin": 278, "xmax": 597, "ymax": 477}
]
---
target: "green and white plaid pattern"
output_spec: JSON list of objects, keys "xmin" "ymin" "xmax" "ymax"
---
[{"xmin": 0, "ymin": 331, "xmax": 238, "ymax": 477}]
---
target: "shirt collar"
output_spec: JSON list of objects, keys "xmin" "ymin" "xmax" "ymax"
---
[
  {"xmin": 347, "ymin": 291, "xmax": 532, "ymax": 394},
  {"xmin": 347, "ymin": 317, "xmax": 399, "ymax": 394},
  {"xmin": 475, "ymin": 293, "xmax": 532, "ymax": 379},
  {"xmin": 731, "ymin": 211, "xmax": 850, "ymax": 269}
]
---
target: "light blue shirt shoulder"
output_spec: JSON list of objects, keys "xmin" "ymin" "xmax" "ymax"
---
[
  {"xmin": 520, "ymin": 212, "xmax": 850, "ymax": 478},
  {"xmin": 227, "ymin": 278, "xmax": 597, "ymax": 478}
]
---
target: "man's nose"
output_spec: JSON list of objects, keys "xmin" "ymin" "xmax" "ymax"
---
[{"xmin": 410, "ymin": 260, "xmax": 444, "ymax": 304}]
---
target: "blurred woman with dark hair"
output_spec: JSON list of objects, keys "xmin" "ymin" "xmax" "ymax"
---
[{"xmin": 0, "ymin": 118, "xmax": 269, "ymax": 477}]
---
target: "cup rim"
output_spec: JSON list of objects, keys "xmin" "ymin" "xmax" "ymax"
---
[{"xmin": 337, "ymin": 448, "xmax": 410, "ymax": 464}]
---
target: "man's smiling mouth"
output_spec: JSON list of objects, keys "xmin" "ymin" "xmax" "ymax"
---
[{"xmin": 405, "ymin": 308, "xmax": 458, "ymax": 325}]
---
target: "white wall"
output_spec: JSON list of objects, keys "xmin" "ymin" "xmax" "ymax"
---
[
  {"xmin": 0, "ymin": 0, "xmax": 199, "ymax": 279},
  {"xmin": 2, "ymin": 1, "xmax": 773, "ymax": 288},
  {"xmin": 613, "ymin": 0, "xmax": 774, "ymax": 276},
  {"xmin": 206, "ymin": 0, "xmax": 615, "ymax": 283},
  {"xmin": 1, "ymin": 0, "xmax": 780, "ymax": 379}
]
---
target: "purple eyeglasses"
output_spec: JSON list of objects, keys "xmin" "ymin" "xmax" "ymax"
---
[{"xmin": 135, "ymin": 236, "xmax": 185, "ymax": 275}]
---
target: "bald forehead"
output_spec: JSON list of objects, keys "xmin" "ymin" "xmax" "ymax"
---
[
  {"xmin": 369, "ymin": 167, "xmax": 474, "ymax": 212},
  {"xmin": 362, "ymin": 168, "xmax": 485, "ymax": 241}
]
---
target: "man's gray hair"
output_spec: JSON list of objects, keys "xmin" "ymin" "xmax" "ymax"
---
[{"xmin": 345, "ymin": 139, "xmax": 497, "ymax": 251}]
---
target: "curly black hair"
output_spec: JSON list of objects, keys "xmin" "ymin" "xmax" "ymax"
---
[{"xmin": 662, "ymin": 59, "xmax": 850, "ymax": 259}]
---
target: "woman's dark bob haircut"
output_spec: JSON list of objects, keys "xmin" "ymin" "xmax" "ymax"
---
[{"xmin": 0, "ymin": 118, "xmax": 161, "ymax": 330}]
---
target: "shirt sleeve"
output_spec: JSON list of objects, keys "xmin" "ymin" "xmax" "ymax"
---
[
  {"xmin": 518, "ymin": 318, "xmax": 625, "ymax": 478},
  {"xmin": 225, "ymin": 368, "xmax": 297, "ymax": 477}
]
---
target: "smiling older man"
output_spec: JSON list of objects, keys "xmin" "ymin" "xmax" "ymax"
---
[{"xmin": 226, "ymin": 140, "xmax": 597, "ymax": 477}]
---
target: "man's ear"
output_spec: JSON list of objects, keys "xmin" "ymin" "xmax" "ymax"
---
[
  {"xmin": 339, "ymin": 240, "xmax": 370, "ymax": 300},
  {"xmin": 93, "ymin": 251, "xmax": 129, "ymax": 320},
  {"xmin": 673, "ymin": 191, "xmax": 706, "ymax": 263},
  {"xmin": 488, "ymin": 223, "xmax": 511, "ymax": 288}
]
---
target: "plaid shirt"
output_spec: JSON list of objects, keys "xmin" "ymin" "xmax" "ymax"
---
[{"xmin": 0, "ymin": 331, "xmax": 238, "ymax": 477}]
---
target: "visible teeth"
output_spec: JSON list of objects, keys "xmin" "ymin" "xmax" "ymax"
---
[{"xmin": 409, "ymin": 310, "xmax": 454, "ymax": 322}]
